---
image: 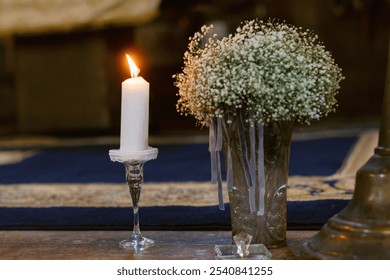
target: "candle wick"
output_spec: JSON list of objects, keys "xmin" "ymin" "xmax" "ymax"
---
[{"xmin": 131, "ymin": 68, "xmax": 140, "ymax": 78}]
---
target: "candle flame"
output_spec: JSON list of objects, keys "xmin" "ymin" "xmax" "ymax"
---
[{"xmin": 126, "ymin": 54, "xmax": 140, "ymax": 78}]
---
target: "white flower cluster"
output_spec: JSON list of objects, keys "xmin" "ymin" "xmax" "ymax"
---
[{"xmin": 174, "ymin": 19, "xmax": 344, "ymax": 126}]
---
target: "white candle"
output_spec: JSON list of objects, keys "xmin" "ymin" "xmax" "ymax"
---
[{"xmin": 120, "ymin": 54, "xmax": 149, "ymax": 151}]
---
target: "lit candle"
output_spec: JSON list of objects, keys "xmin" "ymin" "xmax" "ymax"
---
[{"xmin": 120, "ymin": 54, "xmax": 149, "ymax": 151}]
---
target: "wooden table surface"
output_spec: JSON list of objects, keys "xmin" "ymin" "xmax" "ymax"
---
[{"xmin": 0, "ymin": 230, "xmax": 316, "ymax": 260}]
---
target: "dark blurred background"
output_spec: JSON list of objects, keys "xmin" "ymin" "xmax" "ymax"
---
[{"xmin": 0, "ymin": 0, "xmax": 389, "ymax": 137}]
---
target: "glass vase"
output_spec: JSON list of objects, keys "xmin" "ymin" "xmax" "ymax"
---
[{"xmin": 222, "ymin": 119, "xmax": 294, "ymax": 248}]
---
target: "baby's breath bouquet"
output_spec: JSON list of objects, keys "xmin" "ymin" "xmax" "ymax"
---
[
  {"xmin": 173, "ymin": 19, "xmax": 344, "ymax": 247},
  {"xmin": 174, "ymin": 19, "xmax": 343, "ymax": 126}
]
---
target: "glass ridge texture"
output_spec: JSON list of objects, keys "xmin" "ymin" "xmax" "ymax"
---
[{"xmin": 223, "ymin": 119, "xmax": 294, "ymax": 248}]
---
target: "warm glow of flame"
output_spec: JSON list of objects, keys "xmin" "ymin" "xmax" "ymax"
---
[{"xmin": 126, "ymin": 54, "xmax": 140, "ymax": 78}]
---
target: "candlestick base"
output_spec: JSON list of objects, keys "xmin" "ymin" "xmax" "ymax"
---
[
  {"xmin": 119, "ymin": 233, "xmax": 155, "ymax": 249},
  {"xmin": 301, "ymin": 148, "xmax": 390, "ymax": 259}
]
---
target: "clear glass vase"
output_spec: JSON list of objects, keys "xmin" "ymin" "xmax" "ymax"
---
[{"xmin": 222, "ymin": 119, "xmax": 294, "ymax": 248}]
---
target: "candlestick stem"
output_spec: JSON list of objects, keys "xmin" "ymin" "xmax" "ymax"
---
[{"xmin": 119, "ymin": 161, "xmax": 154, "ymax": 249}]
